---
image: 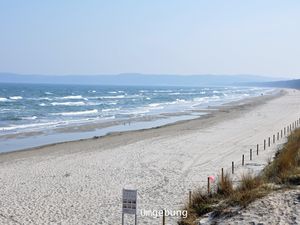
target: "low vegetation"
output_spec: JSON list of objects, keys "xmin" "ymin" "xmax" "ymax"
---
[{"xmin": 179, "ymin": 128, "xmax": 300, "ymax": 225}]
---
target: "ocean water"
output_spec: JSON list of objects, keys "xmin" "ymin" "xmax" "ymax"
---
[
  {"xmin": 0, "ymin": 83, "xmax": 271, "ymax": 138},
  {"xmin": 0, "ymin": 83, "xmax": 274, "ymax": 152}
]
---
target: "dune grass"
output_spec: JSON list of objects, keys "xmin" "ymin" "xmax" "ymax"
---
[{"xmin": 179, "ymin": 128, "xmax": 300, "ymax": 225}]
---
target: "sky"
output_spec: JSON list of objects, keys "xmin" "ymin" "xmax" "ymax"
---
[{"xmin": 0, "ymin": 0, "xmax": 300, "ymax": 78}]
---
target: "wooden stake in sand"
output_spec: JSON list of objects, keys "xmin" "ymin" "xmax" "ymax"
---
[
  {"xmin": 268, "ymin": 137, "xmax": 270, "ymax": 147},
  {"xmin": 207, "ymin": 177, "xmax": 210, "ymax": 194},
  {"xmin": 281, "ymin": 130, "xmax": 283, "ymax": 138},
  {"xmin": 284, "ymin": 127, "xmax": 286, "ymax": 136},
  {"xmin": 188, "ymin": 190, "xmax": 192, "ymax": 207},
  {"xmin": 242, "ymin": 154, "xmax": 245, "ymax": 166},
  {"xmin": 273, "ymin": 135, "xmax": 275, "ymax": 144},
  {"xmin": 232, "ymin": 161, "xmax": 234, "ymax": 174},
  {"xmin": 257, "ymin": 144, "xmax": 259, "ymax": 155},
  {"xmin": 277, "ymin": 132, "xmax": 279, "ymax": 140},
  {"xmin": 221, "ymin": 168, "xmax": 224, "ymax": 184},
  {"xmin": 162, "ymin": 209, "xmax": 165, "ymax": 225},
  {"xmin": 250, "ymin": 149, "xmax": 252, "ymax": 160},
  {"xmin": 264, "ymin": 139, "xmax": 266, "ymax": 150}
]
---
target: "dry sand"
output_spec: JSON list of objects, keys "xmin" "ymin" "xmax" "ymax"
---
[
  {"xmin": 0, "ymin": 89, "xmax": 300, "ymax": 224},
  {"xmin": 210, "ymin": 188, "xmax": 300, "ymax": 225}
]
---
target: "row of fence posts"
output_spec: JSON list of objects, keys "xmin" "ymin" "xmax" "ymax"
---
[
  {"xmin": 162, "ymin": 118, "xmax": 300, "ymax": 225},
  {"xmin": 122, "ymin": 119, "xmax": 300, "ymax": 225}
]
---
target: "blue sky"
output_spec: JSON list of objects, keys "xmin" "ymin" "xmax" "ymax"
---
[{"xmin": 0, "ymin": 0, "xmax": 299, "ymax": 78}]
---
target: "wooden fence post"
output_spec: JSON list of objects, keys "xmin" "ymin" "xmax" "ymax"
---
[
  {"xmin": 207, "ymin": 177, "xmax": 210, "ymax": 194},
  {"xmin": 232, "ymin": 161, "xmax": 234, "ymax": 174},
  {"xmin": 189, "ymin": 190, "xmax": 192, "ymax": 207},
  {"xmin": 257, "ymin": 144, "xmax": 259, "ymax": 155},
  {"xmin": 221, "ymin": 168, "xmax": 224, "ymax": 184},
  {"xmin": 264, "ymin": 139, "xmax": 266, "ymax": 150},
  {"xmin": 242, "ymin": 154, "xmax": 244, "ymax": 166},
  {"xmin": 250, "ymin": 149, "xmax": 252, "ymax": 160},
  {"xmin": 284, "ymin": 127, "xmax": 286, "ymax": 136}
]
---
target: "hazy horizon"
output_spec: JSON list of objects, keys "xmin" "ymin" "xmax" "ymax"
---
[{"xmin": 1, "ymin": 1, "xmax": 300, "ymax": 78}]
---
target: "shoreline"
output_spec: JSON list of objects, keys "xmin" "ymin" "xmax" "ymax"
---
[{"xmin": 0, "ymin": 89, "xmax": 283, "ymax": 158}]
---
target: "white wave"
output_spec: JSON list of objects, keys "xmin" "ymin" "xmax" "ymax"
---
[
  {"xmin": 99, "ymin": 95, "xmax": 125, "ymax": 99},
  {"xmin": 40, "ymin": 97, "xmax": 52, "ymax": 100},
  {"xmin": 0, "ymin": 97, "xmax": 10, "ymax": 102},
  {"xmin": 213, "ymin": 91, "xmax": 220, "ymax": 94},
  {"xmin": 108, "ymin": 91, "xmax": 117, "ymax": 94},
  {"xmin": 0, "ymin": 121, "xmax": 64, "ymax": 131},
  {"xmin": 9, "ymin": 96, "xmax": 23, "ymax": 100},
  {"xmin": 146, "ymin": 97, "xmax": 151, "ymax": 100},
  {"xmin": 51, "ymin": 109, "xmax": 98, "ymax": 116},
  {"xmin": 168, "ymin": 92, "xmax": 181, "ymax": 95},
  {"xmin": 61, "ymin": 95, "xmax": 85, "ymax": 100},
  {"xmin": 149, "ymin": 103, "xmax": 161, "ymax": 107},
  {"xmin": 102, "ymin": 108, "xmax": 120, "ymax": 112},
  {"xmin": 22, "ymin": 116, "xmax": 37, "ymax": 120},
  {"xmin": 51, "ymin": 101, "xmax": 86, "ymax": 106},
  {"xmin": 45, "ymin": 92, "xmax": 53, "ymax": 95},
  {"xmin": 39, "ymin": 103, "xmax": 46, "ymax": 106},
  {"xmin": 154, "ymin": 90, "xmax": 173, "ymax": 93}
]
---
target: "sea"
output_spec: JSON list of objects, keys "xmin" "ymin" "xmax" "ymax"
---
[{"xmin": 0, "ymin": 83, "xmax": 272, "ymax": 152}]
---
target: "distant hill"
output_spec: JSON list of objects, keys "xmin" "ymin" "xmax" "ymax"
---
[
  {"xmin": 0, "ymin": 73, "xmax": 283, "ymax": 87},
  {"xmin": 245, "ymin": 79, "xmax": 300, "ymax": 89}
]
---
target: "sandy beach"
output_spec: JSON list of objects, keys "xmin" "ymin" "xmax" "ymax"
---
[{"xmin": 1, "ymin": 89, "xmax": 300, "ymax": 224}]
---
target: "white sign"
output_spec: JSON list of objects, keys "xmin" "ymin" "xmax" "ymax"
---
[{"xmin": 122, "ymin": 189, "xmax": 137, "ymax": 215}]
